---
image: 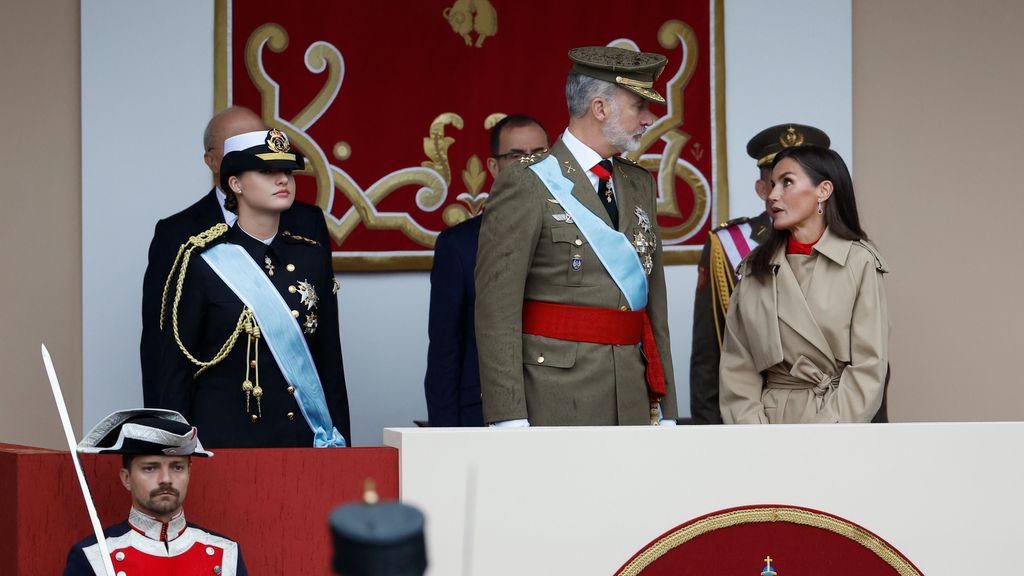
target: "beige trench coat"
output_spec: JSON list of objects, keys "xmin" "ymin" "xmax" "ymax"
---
[
  {"xmin": 719, "ymin": 228, "xmax": 889, "ymax": 424},
  {"xmin": 475, "ymin": 138, "xmax": 677, "ymax": 426}
]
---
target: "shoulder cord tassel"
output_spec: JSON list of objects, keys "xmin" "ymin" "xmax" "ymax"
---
[{"xmin": 708, "ymin": 233, "xmax": 736, "ymax": 349}]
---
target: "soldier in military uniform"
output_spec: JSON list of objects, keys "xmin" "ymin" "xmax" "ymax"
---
[
  {"xmin": 689, "ymin": 123, "xmax": 831, "ymax": 424},
  {"xmin": 157, "ymin": 129, "xmax": 350, "ymax": 447},
  {"xmin": 475, "ymin": 46, "xmax": 678, "ymax": 427},
  {"xmin": 64, "ymin": 409, "xmax": 247, "ymax": 575}
]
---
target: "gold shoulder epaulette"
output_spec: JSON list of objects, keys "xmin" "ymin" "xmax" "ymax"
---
[
  {"xmin": 615, "ymin": 154, "xmax": 641, "ymax": 167},
  {"xmin": 711, "ymin": 216, "xmax": 752, "ymax": 233},
  {"xmin": 159, "ymin": 223, "xmax": 229, "ymax": 331},
  {"xmin": 518, "ymin": 151, "xmax": 549, "ymax": 165},
  {"xmin": 282, "ymin": 230, "xmax": 322, "ymax": 247}
]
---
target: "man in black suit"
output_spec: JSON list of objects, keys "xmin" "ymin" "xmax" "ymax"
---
[
  {"xmin": 423, "ymin": 114, "xmax": 548, "ymax": 426},
  {"xmin": 140, "ymin": 107, "xmax": 331, "ymax": 407}
]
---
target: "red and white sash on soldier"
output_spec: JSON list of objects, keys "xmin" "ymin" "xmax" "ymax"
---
[{"xmin": 714, "ymin": 222, "xmax": 758, "ymax": 271}]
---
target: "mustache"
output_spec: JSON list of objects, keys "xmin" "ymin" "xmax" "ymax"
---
[{"xmin": 149, "ymin": 486, "xmax": 180, "ymax": 498}]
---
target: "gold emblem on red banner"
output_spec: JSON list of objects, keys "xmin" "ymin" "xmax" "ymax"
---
[
  {"xmin": 222, "ymin": 10, "xmax": 725, "ymax": 270},
  {"xmin": 442, "ymin": 0, "xmax": 497, "ymax": 47}
]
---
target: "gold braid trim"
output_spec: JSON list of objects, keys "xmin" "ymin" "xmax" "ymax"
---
[
  {"xmin": 707, "ymin": 233, "xmax": 736, "ymax": 348},
  {"xmin": 160, "ymin": 223, "xmax": 256, "ymax": 375},
  {"xmin": 160, "ymin": 223, "xmax": 230, "ymax": 330},
  {"xmin": 615, "ymin": 506, "xmax": 922, "ymax": 576}
]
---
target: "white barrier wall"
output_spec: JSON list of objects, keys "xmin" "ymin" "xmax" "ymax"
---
[
  {"xmin": 81, "ymin": 0, "xmax": 851, "ymax": 444},
  {"xmin": 387, "ymin": 423, "xmax": 1023, "ymax": 575}
]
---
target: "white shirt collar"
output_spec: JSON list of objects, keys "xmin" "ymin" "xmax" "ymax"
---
[
  {"xmin": 214, "ymin": 187, "xmax": 239, "ymax": 227},
  {"xmin": 561, "ymin": 129, "xmax": 613, "ymax": 194}
]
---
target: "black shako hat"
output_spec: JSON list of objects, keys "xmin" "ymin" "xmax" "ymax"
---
[
  {"xmin": 78, "ymin": 408, "xmax": 213, "ymax": 457},
  {"xmin": 746, "ymin": 123, "xmax": 831, "ymax": 167},
  {"xmin": 568, "ymin": 46, "xmax": 668, "ymax": 104},
  {"xmin": 330, "ymin": 498, "xmax": 427, "ymax": 576},
  {"xmin": 219, "ymin": 128, "xmax": 306, "ymax": 191}
]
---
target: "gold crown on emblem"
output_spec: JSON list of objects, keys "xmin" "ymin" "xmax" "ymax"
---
[
  {"xmin": 779, "ymin": 127, "xmax": 804, "ymax": 149},
  {"xmin": 266, "ymin": 129, "xmax": 290, "ymax": 153}
]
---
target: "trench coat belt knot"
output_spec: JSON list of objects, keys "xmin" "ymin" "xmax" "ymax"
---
[{"xmin": 764, "ymin": 355, "xmax": 842, "ymax": 398}]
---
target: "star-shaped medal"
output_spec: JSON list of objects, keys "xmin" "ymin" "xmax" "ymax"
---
[
  {"xmin": 634, "ymin": 206, "xmax": 652, "ymax": 233},
  {"xmin": 296, "ymin": 280, "xmax": 318, "ymax": 310}
]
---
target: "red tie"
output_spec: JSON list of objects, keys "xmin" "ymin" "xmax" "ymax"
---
[{"xmin": 591, "ymin": 159, "xmax": 618, "ymax": 228}]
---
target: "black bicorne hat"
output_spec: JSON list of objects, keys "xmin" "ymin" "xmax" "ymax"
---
[
  {"xmin": 219, "ymin": 128, "xmax": 306, "ymax": 191},
  {"xmin": 78, "ymin": 408, "xmax": 213, "ymax": 457}
]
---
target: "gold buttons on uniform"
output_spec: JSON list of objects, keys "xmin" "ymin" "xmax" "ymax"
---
[
  {"xmin": 287, "ymin": 412, "xmax": 295, "ymax": 421},
  {"xmin": 574, "ymin": 238, "xmax": 583, "ymax": 246},
  {"xmin": 286, "ymin": 264, "xmax": 296, "ymax": 272},
  {"xmin": 537, "ymin": 355, "xmax": 545, "ymax": 364},
  {"xmin": 292, "ymin": 310, "xmax": 300, "ymax": 318},
  {"xmin": 250, "ymin": 414, "xmax": 259, "ymax": 423},
  {"xmin": 287, "ymin": 386, "xmax": 295, "ymax": 395},
  {"xmin": 250, "ymin": 360, "xmax": 257, "ymax": 368},
  {"xmin": 288, "ymin": 285, "xmax": 297, "ymax": 293}
]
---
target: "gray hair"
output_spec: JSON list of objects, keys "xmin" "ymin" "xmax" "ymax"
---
[{"xmin": 565, "ymin": 72, "xmax": 620, "ymax": 118}]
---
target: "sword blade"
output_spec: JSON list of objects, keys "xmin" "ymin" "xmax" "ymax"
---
[{"xmin": 41, "ymin": 344, "xmax": 116, "ymax": 576}]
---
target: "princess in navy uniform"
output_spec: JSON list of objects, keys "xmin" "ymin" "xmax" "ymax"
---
[{"xmin": 158, "ymin": 128, "xmax": 350, "ymax": 447}]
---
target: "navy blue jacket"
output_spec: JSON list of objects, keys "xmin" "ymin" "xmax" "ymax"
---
[
  {"xmin": 141, "ymin": 190, "xmax": 330, "ymax": 408},
  {"xmin": 424, "ymin": 216, "xmax": 484, "ymax": 426}
]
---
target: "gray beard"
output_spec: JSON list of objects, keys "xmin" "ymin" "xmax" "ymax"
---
[{"xmin": 602, "ymin": 104, "xmax": 644, "ymax": 153}]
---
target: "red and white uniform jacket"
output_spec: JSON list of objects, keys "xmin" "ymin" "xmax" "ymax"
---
[{"xmin": 64, "ymin": 507, "xmax": 247, "ymax": 575}]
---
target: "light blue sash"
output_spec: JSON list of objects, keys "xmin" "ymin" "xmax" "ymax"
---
[
  {"xmin": 202, "ymin": 244, "xmax": 346, "ymax": 447},
  {"xmin": 530, "ymin": 156, "xmax": 648, "ymax": 310}
]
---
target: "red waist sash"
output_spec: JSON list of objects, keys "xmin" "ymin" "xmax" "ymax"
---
[{"xmin": 521, "ymin": 300, "xmax": 667, "ymax": 397}]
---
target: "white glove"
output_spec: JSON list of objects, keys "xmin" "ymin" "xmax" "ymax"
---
[
  {"xmin": 489, "ymin": 418, "xmax": 531, "ymax": 428},
  {"xmin": 656, "ymin": 404, "xmax": 677, "ymax": 426}
]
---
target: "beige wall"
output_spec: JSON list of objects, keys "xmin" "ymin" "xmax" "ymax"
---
[
  {"xmin": 1, "ymin": 2, "xmax": 1021, "ymax": 448},
  {"xmin": 0, "ymin": 1, "xmax": 82, "ymax": 449},
  {"xmin": 853, "ymin": 0, "xmax": 1024, "ymax": 421}
]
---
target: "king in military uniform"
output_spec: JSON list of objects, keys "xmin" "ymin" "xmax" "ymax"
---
[
  {"xmin": 689, "ymin": 123, "xmax": 830, "ymax": 424},
  {"xmin": 475, "ymin": 46, "xmax": 678, "ymax": 426},
  {"xmin": 157, "ymin": 129, "xmax": 350, "ymax": 447}
]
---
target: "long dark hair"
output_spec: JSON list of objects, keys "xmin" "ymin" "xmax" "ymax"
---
[{"xmin": 747, "ymin": 146, "xmax": 867, "ymax": 278}]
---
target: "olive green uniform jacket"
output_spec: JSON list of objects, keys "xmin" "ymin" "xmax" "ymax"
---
[
  {"xmin": 475, "ymin": 138, "xmax": 677, "ymax": 425},
  {"xmin": 689, "ymin": 212, "xmax": 770, "ymax": 424},
  {"xmin": 719, "ymin": 228, "xmax": 889, "ymax": 424}
]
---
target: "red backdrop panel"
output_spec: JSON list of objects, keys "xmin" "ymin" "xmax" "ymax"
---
[{"xmin": 219, "ymin": 0, "xmax": 725, "ymax": 269}]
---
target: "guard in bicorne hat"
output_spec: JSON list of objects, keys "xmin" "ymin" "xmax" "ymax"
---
[{"xmin": 63, "ymin": 409, "xmax": 248, "ymax": 576}]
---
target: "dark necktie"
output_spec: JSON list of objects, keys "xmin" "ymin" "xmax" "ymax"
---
[{"xmin": 591, "ymin": 159, "xmax": 618, "ymax": 229}]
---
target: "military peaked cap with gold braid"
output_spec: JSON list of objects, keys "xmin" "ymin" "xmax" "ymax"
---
[
  {"xmin": 219, "ymin": 128, "xmax": 306, "ymax": 191},
  {"xmin": 568, "ymin": 46, "xmax": 668, "ymax": 104},
  {"xmin": 746, "ymin": 123, "xmax": 831, "ymax": 167}
]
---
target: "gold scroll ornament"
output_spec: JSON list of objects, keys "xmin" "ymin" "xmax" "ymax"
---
[{"xmin": 224, "ymin": 6, "xmax": 726, "ymax": 269}]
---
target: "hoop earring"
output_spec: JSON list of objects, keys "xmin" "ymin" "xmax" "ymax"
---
[{"xmin": 817, "ymin": 201, "xmax": 824, "ymax": 215}]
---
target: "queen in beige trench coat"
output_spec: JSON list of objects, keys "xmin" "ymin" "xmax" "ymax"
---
[{"xmin": 720, "ymin": 146, "xmax": 888, "ymax": 424}]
